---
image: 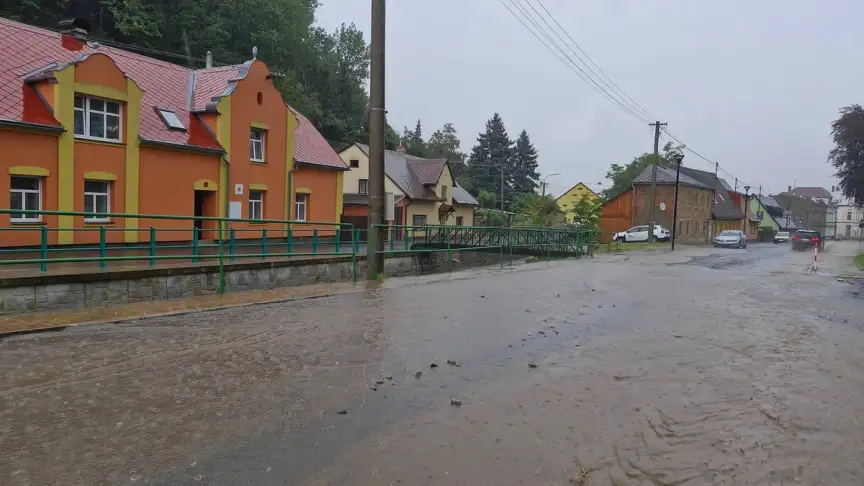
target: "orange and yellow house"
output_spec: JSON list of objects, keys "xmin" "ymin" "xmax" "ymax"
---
[{"xmin": 0, "ymin": 17, "xmax": 346, "ymax": 247}]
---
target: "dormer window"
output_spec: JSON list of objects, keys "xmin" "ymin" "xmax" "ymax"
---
[
  {"xmin": 157, "ymin": 108, "xmax": 186, "ymax": 131},
  {"xmin": 74, "ymin": 95, "xmax": 121, "ymax": 142}
]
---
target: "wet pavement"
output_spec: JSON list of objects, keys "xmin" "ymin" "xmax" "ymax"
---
[{"xmin": 1, "ymin": 242, "xmax": 863, "ymax": 485}]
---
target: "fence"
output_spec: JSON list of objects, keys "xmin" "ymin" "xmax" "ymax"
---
[
  {"xmin": 372, "ymin": 224, "xmax": 597, "ymax": 274},
  {"xmin": 0, "ymin": 209, "xmax": 359, "ymax": 291}
]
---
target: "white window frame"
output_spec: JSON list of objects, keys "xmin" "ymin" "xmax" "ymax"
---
[
  {"xmin": 250, "ymin": 130, "xmax": 266, "ymax": 162},
  {"xmin": 83, "ymin": 180, "xmax": 111, "ymax": 222},
  {"xmin": 358, "ymin": 179, "xmax": 368, "ymax": 195},
  {"xmin": 74, "ymin": 95, "xmax": 122, "ymax": 142},
  {"xmin": 10, "ymin": 176, "xmax": 42, "ymax": 222},
  {"xmin": 295, "ymin": 194, "xmax": 308, "ymax": 221},
  {"xmin": 441, "ymin": 185, "xmax": 448, "ymax": 201},
  {"xmin": 249, "ymin": 190, "xmax": 264, "ymax": 220}
]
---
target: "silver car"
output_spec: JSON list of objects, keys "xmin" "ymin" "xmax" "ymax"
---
[{"xmin": 714, "ymin": 230, "xmax": 747, "ymax": 249}]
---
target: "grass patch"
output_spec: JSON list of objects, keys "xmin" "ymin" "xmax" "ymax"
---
[
  {"xmin": 594, "ymin": 241, "xmax": 670, "ymax": 254},
  {"xmin": 855, "ymin": 253, "xmax": 864, "ymax": 270}
]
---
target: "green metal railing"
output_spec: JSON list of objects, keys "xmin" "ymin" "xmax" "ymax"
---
[
  {"xmin": 372, "ymin": 224, "xmax": 597, "ymax": 274},
  {"xmin": 0, "ymin": 209, "xmax": 360, "ymax": 292}
]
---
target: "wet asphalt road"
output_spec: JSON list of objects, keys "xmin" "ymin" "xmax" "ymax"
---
[{"xmin": 1, "ymin": 242, "xmax": 863, "ymax": 485}]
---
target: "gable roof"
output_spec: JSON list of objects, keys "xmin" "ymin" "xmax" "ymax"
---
[
  {"xmin": 780, "ymin": 186, "xmax": 832, "ymax": 200},
  {"xmin": 0, "ymin": 17, "xmax": 332, "ymax": 161},
  {"xmin": 407, "ymin": 158, "xmax": 448, "ymax": 185},
  {"xmin": 632, "ymin": 165, "xmax": 712, "ymax": 189},
  {"xmin": 354, "ymin": 143, "xmax": 440, "ymax": 201},
  {"xmin": 678, "ymin": 167, "xmax": 743, "ymax": 220},
  {"xmin": 555, "ymin": 182, "xmax": 600, "ymax": 202},
  {"xmin": 452, "ymin": 185, "xmax": 479, "ymax": 206},
  {"xmin": 290, "ymin": 108, "xmax": 348, "ymax": 170}
]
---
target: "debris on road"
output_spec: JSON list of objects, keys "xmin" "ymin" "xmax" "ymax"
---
[
  {"xmin": 337, "ymin": 409, "xmax": 348, "ymax": 415},
  {"xmin": 446, "ymin": 359, "xmax": 460, "ymax": 367},
  {"xmin": 414, "ymin": 370, "xmax": 423, "ymax": 378},
  {"xmin": 450, "ymin": 398, "xmax": 462, "ymax": 406},
  {"xmin": 528, "ymin": 361, "xmax": 538, "ymax": 368},
  {"xmin": 430, "ymin": 362, "xmax": 439, "ymax": 368}
]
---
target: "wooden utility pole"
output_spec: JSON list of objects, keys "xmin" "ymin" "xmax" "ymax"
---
[
  {"xmin": 646, "ymin": 121, "xmax": 667, "ymax": 237},
  {"xmin": 367, "ymin": 0, "xmax": 386, "ymax": 280}
]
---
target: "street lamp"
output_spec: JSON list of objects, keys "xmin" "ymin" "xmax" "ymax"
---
[
  {"xmin": 540, "ymin": 173, "xmax": 561, "ymax": 197},
  {"xmin": 743, "ymin": 185, "xmax": 751, "ymax": 233},
  {"xmin": 670, "ymin": 153, "xmax": 685, "ymax": 251}
]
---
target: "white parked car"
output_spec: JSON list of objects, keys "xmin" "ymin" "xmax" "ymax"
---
[
  {"xmin": 713, "ymin": 230, "xmax": 747, "ymax": 249},
  {"xmin": 614, "ymin": 225, "xmax": 670, "ymax": 242}
]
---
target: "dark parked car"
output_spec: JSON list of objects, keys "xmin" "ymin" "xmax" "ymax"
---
[{"xmin": 791, "ymin": 230, "xmax": 824, "ymax": 251}]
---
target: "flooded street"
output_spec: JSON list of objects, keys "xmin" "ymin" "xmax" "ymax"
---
[{"xmin": 2, "ymin": 242, "xmax": 863, "ymax": 485}]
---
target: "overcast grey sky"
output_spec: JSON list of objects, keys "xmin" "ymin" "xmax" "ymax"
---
[{"xmin": 316, "ymin": 0, "xmax": 861, "ymax": 197}]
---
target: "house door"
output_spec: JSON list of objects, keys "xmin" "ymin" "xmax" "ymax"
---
[{"xmin": 193, "ymin": 191, "xmax": 207, "ymax": 232}]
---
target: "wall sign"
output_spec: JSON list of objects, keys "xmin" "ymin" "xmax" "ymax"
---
[{"xmin": 234, "ymin": 184, "xmax": 244, "ymax": 196}]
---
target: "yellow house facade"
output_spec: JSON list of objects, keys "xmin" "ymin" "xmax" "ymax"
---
[
  {"xmin": 338, "ymin": 143, "xmax": 477, "ymax": 227},
  {"xmin": 555, "ymin": 182, "xmax": 600, "ymax": 222}
]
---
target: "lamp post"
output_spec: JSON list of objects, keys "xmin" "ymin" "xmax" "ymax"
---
[
  {"xmin": 670, "ymin": 153, "xmax": 685, "ymax": 250},
  {"xmin": 743, "ymin": 185, "xmax": 751, "ymax": 234},
  {"xmin": 540, "ymin": 173, "xmax": 561, "ymax": 197}
]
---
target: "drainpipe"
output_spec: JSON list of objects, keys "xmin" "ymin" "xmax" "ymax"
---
[{"xmin": 287, "ymin": 161, "xmax": 299, "ymax": 222}]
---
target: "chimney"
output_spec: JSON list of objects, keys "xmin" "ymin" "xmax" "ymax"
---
[
  {"xmin": 396, "ymin": 143, "xmax": 405, "ymax": 154},
  {"xmin": 788, "ymin": 185, "xmax": 792, "ymax": 193},
  {"xmin": 205, "ymin": 51, "xmax": 213, "ymax": 68},
  {"xmin": 58, "ymin": 18, "xmax": 89, "ymax": 51}
]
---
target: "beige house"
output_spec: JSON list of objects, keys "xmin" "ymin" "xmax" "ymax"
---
[{"xmin": 338, "ymin": 143, "xmax": 477, "ymax": 227}]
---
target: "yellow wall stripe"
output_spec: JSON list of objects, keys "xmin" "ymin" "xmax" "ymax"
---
[
  {"xmin": 55, "ymin": 65, "xmax": 75, "ymax": 244},
  {"xmin": 216, "ymin": 97, "xmax": 232, "ymax": 218},
  {"xmin": 123, "ymin": 79, "xmax": 143, "ymax": 243}
]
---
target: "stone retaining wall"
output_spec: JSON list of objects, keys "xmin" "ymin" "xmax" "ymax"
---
[{"xmin": 0, "ymin": 250, "xmax": 517, "ymax": 313}]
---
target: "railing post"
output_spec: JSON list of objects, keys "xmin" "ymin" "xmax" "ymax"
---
[
  {"xmin": 447, "ymin": 239, "xmax": 453, "ymax": 272},
  {"xmin": 261, "ymin": 227, "xmax": 268, "ymax": 260},
  {"xmin": 313, "ymin": 228, "xmax": 318, "ymax": 254},
  {"xmin": 218, "ymin": 219, "xmax": 226, "ymax": 294},
  {"xmin": 192, "ymin": 227, "xmax": 199, "ymax": 263},
  {"xmin": 98, "ymin": 225, "xmax": 107, "ymax": 269},
  {"xmin": 287, "ymin": 227, "xmax": 293, "ymax": 254},
  {"xmin": 335, "ymin": 228, "xmax": 341, "ymax": 254},
  {"xmin": 404, "ymin": 226, "xmax": 410, "ymax": 250},
  {"xmin": 39, "ymin": 225, "xmax": 48, "ymax": 272},
  {"xmin": 354, "ymin": 228, "xmax": 360, "ymax": 253},
  {"xmin": 351, "ymin": 226, "xmax": 358, "ymax": 282},
  {"xmin": 229, "ymin": 228, "xmax": 236, "ymax": 262},
  {"xmin": 508, "ymin": 228, "xmax": 513, "ymax": 267},
  {"xmin": 389, "ymin": 225, "xmax": 395, "ymax": 251},
  {"xmin": 149, "ymin": 226, "xmax": 156, "ymax": 267}
]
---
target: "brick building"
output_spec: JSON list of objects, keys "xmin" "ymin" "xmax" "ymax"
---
[{"xmin": 631, "ymin": 166, "xmax": 714, "ymax": 243}]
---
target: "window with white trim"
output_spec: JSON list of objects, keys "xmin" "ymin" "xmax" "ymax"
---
[
  {"xmin": 10, "ymin": 176, "xmax": 42, "ymax": 222},
  {"xmin": 249, "ymin": 190, "xmax": 264, "ymax": 220},
  {"xmin": 295, "ymin": 194, "xmax": 308, "ymax": 221},
  {"xmin": 74, "ymin": 95, "xmax": 121, "ymax": 141},
  {"xmin": 250, "ymin": 130, "xmax": 266, "ymax": 162},
  {"xmin": 358, "ymin": 179, "xmax": 368, "ymax": 195},
  {"xmin": 84, "ymin": 181, "xmax": 111, "ymax": 221}
]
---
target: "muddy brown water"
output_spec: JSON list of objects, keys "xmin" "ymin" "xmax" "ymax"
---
[{"xmin": 1, "ymin": 242, "xmax": 862, "ymax": 485}]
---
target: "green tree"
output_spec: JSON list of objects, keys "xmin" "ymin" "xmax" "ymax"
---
[
  {"xmin": 427, "ymin": 122, "xmax": 468, "ymax": 183},
  {"xmin": 510, "ymin": 129, "xmax": 540, "ymax": 199},
  {"xmin": 468, "ymin": 113, "xmax": 512, "ymax": 199},
  {"xmin": 476, "ymin": 189, "xmax": 497, "ymax": 209},
  {"xmin": 603, "ymin": 142, "xmax": 685, "ymax": 199},
  {"xmin": 401, "ymin": 119, "xmax": 427, "ymax": 157},
  {"xmin": 829, "ymin": 104, "xmax": 864, "ymax": 205},
  {"xmin": 512, "ymin": 193, "xmax": 560, "ymax": 227},
  {"xmin": 568, "ymin": 194, "xmax": 602, "ymax": 231}
]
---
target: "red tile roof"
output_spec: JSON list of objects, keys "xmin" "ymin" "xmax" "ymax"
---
[
  {"xmin": 290, "ymin": 108, "xmax": 348, "ymax": 170},
  {"xmin": 0, "ymin": 17, "xmax": 335, "ymax": 162}
]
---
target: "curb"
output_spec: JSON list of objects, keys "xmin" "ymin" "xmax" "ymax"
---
[{"xmin": 0, "ymin": 288, "xmax": 361, "ymax": 339}]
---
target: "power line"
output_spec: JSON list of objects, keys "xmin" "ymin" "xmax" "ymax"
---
[
  {"xmin": 498, "ymin": 0, "xmax": 651, "ymax": 123},
  {"xmin": 531, "ymin": 0, "xmax": 656, "ymax": 121}
]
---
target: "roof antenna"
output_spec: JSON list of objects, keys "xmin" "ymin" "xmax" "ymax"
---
[{"xmin": 252, "ymin": 46, "xmax": 258, "ymax": 60}]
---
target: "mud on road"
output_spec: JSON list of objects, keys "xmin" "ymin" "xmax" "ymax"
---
[{"xmin": 1, "ymin": 242, "xmax": 863, "ymax": 485}]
